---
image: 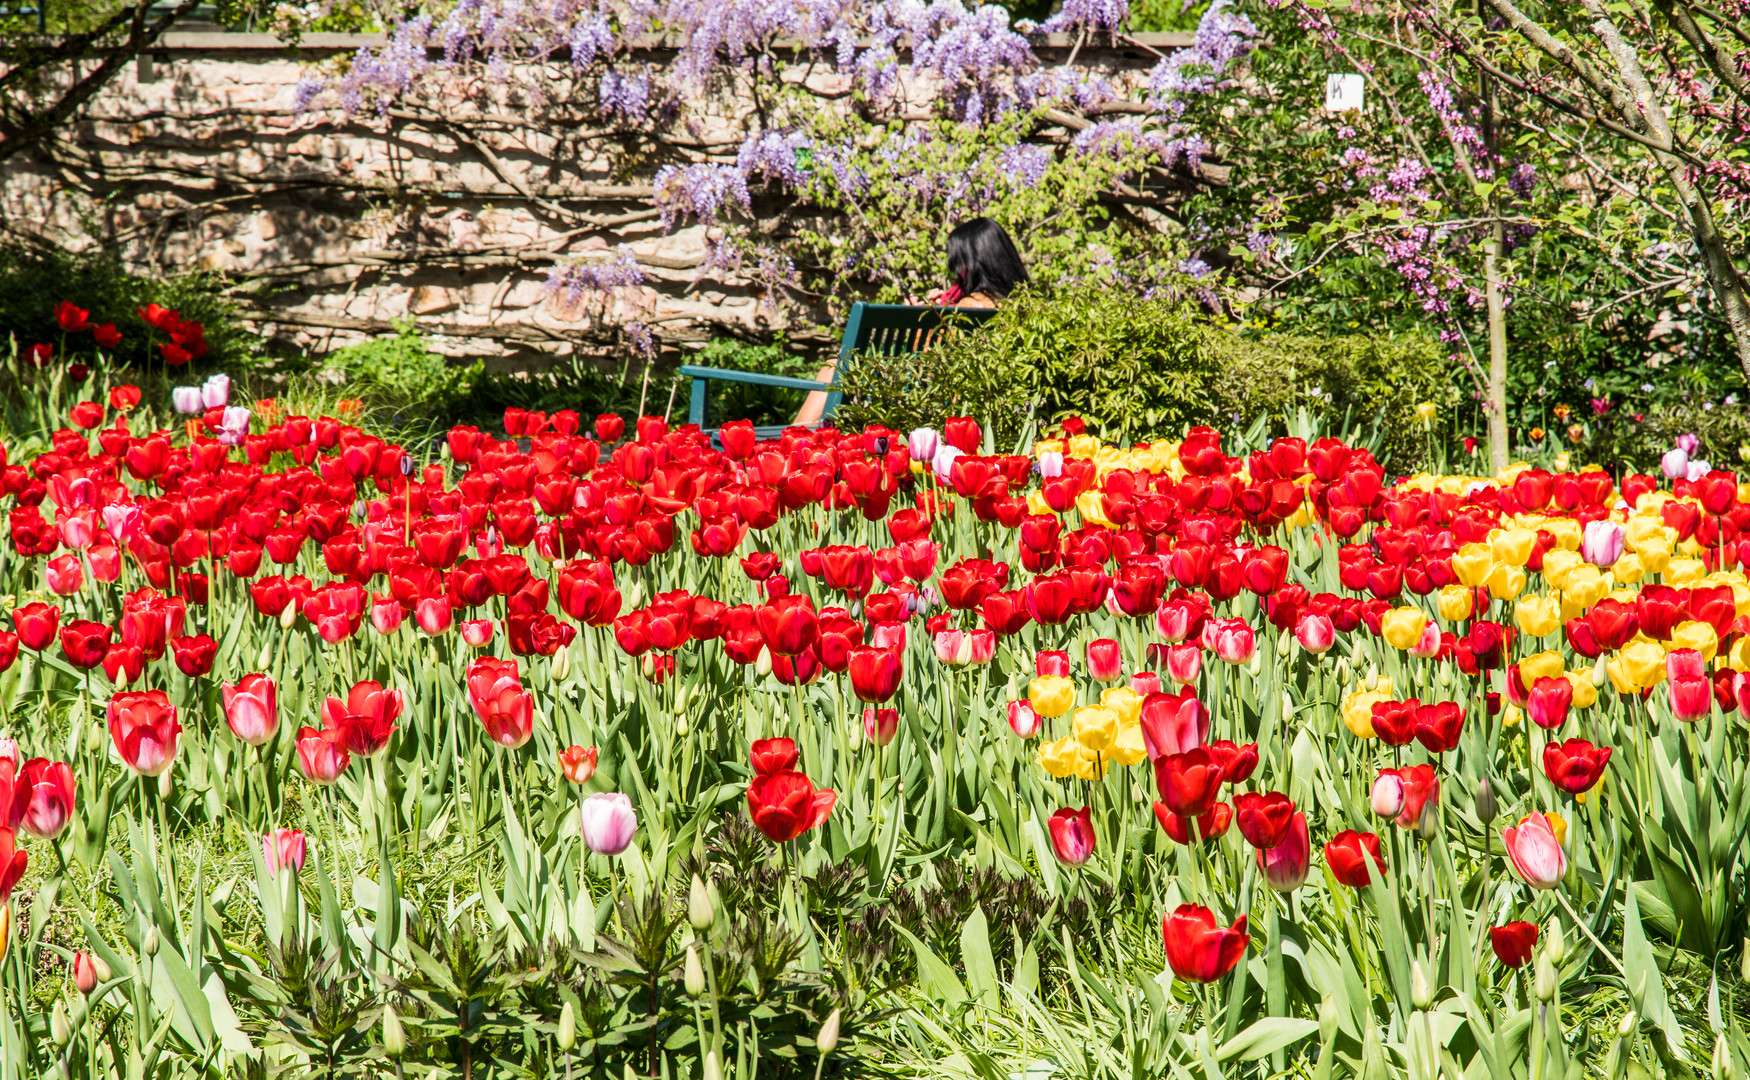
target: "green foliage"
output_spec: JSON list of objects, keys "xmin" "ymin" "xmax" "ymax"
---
[
  {"xmin": 833, "ymin": 287, "xmax": 1457, "ymax": 470},
  {"xmin": 320, "ymin": 319, "xmax": 481, "ymax": 413}
]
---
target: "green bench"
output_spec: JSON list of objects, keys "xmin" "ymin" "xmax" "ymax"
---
[{"xmin": 681, "ymin": 302, "xmax": 997, "ymax": 439}]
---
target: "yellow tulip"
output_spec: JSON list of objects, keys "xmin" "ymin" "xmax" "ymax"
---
[
  {"xmin": 1610, "ymin": 553, "xmax": 1645, "ymax": 585},
  {"xmin": 1501, "ymin": 704, "xmax": 1523, "ymax": 729},
  {"xmin": 1491, "ymin": 528, "xmax": 1537, "ymax": 567},
  {"xmin": 1638, "ymin": 540, "xmax": 1674, "ymax": 575},
  {"xmin": 1381, "ymin": 607, "xmax": 1429, "ymax": 651},
  {"xmin": 1565, "ymin": 670, "xmax": 1597, "ymax": 709},
  {"xmin": 1100, "ymin": 686, "xmax": 1144, "ymax": 727},
  {"xmin": 1618, "ymin": 639, "xmax": 1667, "ymax": 690},
  {"xmin": 1729, "ymin": 637, "xmax": 1750, "ymax": 672},
  {"xmin": 1029, "ymin": 675, "xmax": 1076, "ymax": 719},
  {"xmin": 1342, "ymin": 689, "xmax": 1387, "ymax": 739},
  {"xmin": 1075, "ymin": 491, "xmax": 1117, "ymax": 529},
  {"xmin": 1665, "ymin": 558, "xmax": 1705, "ymax": 585},
  {"xmin": 1437, "ymin": 584, "xmax": 1474, "ymax": 622},
  {"xmin": 1544, "ymin": 518, "xmax": 1581, "ymax": 552},
  {"xmin": 1541, "ymin": 549, "xmax": 1582, "ymax": 592},
  {"xmin": 1514, "ymin": 595, "xmax": 1561, "ymax": 638},
  {"xmin": 1543, "ymin": 811, "xmax": 1569, "ymax": 847},
  {"xmin": 1487, "ymin": 563, "xmax": 1527, "ymax": 602},
  {"xmin": 1037, "ymin": 737, "xmax": 1081, "ymax": 778},
  {"xmin": 1416, "ymin": 402, "xmax": 1437, "ymax": 421},
  {"xmin": 1605, "ymin": 657, "xmax": 1637, "ymax": 695},
  {"xmin": 1451, "ymin": 543, "xmax": 1496, "ymax": 588},
  {"xmin": 1520, "ymin": 650, "xmax": 1565, "ymax": 686},
  {"xmin": 1066, "ymin": 435, "xmax": 1101, "ymax": 459},
  {"xmin": 1624, "ymin": 516, "xmax": 1667, "ymax": 550},
  {"xmin": 1560, "ymin": 567, "xmax": 1610, "ymax": 620},
  {"xmin": 1072, "ymin": 705, "xmax": 1119, "ymax": 752},
  {"xmin": 1718, "ymin": 578, "xmax": 1750, "ymax": 617},
  {"xmin": 1107, "ymin": 723, "xmax": 1148, "ymax": 767},
  {"xmin": 1670, "ymin": 619, "xmax": 1720, "ymax": 662},
  {"xmin": 1026, "ymin": 490, "xmax": 1056, "ymax": 517}
]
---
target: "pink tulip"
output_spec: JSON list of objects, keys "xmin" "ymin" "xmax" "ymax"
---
[
  {"xmin": 1370, "ymin": 772, "xmax": 1404, "ymax": 818},
  {"xmin": 461, "ymin": 619, "xmax": 494, "ymax": 646},
  {"xmin": 295, "ymin": 727, "xmax": 350, "ymax": 785},
  {"xmin": 1669, "ymin": 674, "xmax": 1712, "ymax": 722},
  {"xmin": 370, "ymin": 595, "xmax": 404, "ymax": 634},
  {"xmin": 870, "ymin": 621, "xmax": 907, "ymax": 650},
  {"xmin": 1581, "ymin": 519, "xmax": 1624, "ymax": 567},
  {"xmin": 1666, "ymin": 648, "xmax": 1706, "ymax": 680},
  {"xmin": 580, "ymin": 792, "xmax": 637, "ymax": 855},
  {"xmin": 1165, "ymin": 642, "xmax": 1202, "ymax": 685},
  {"xmin": 1293, "ymin": 612, "xmax": 1334, "ymax": 654},
  {"xmin": 1202, "ymin": 618, "xmax": 1256, "ymax": 664},
  {"xmin": 1256, "ymin": 810, "xmax": 1310, "ymax": 893},
  {"xmin": 1128, "ymin": 672, "xmax": 1162, "ymax": 696},
  {"xmin": 967, "ymin": 628, "xmax": 996, "ymax": 664},
  {"xmin": 263, "ymin": 828, "xmax": 307, "ymax": 876},
  {"xmin": 1007, "ymin": 699, "xmax": 1040, "ymax": 738},
  {"xmin": 44, "ymin": 554, "xmax": 84, "ymax": 596},
  {"xmin": 1501, "ymin": 812, "xmax": 1567, "ymax": 890},
  {"xmin": 933, "ymin": 629, "xmax": 972, "ymax": 665},
  {"xmin": 221, "ymin": 674, "xmax": 278, "ymax": 746},
  {"xmin": 1139, "ymin": 688, "xmax": 1208, "ymax": 759}
]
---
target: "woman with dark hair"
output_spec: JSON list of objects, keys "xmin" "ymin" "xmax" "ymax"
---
[
  {"xmin": 934, "ymin": 217, "xmax": 1029, "ymax": 307},
  {"xmin": 794, "ymin": 217, "xmax": 1025, "ymax": 425}
]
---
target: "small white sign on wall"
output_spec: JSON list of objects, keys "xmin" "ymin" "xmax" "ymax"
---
[{"xmin": 1325, "ymin": 73, "xmax": 1365, "ymax": 113}]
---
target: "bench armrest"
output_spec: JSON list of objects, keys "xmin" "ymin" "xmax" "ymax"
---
[{"xmin": 677, "ymin": 366, "xmax": 834, "ymax": 393}]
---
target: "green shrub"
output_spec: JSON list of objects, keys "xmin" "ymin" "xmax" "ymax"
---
[{"xmin": 831, "ymin": 287, "xmax": 1460, "ymax": 470}]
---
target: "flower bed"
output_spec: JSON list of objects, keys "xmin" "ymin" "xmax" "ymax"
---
[{"xmin": 1, "ymin": 360, "xmax": 1747, "ymax": 1075}]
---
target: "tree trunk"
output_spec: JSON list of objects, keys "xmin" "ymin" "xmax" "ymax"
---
[{"xmin": 1485, "ymin": 231, "xmax": 1509, "ymax": 474}]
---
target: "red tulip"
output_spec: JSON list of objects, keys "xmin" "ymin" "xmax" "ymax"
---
[
  {"xmin": 108, "ymin": 689, "xmax": 182, "ymax": 776},
  {"xmin": 1161, "ymin": 904, "xmax": 1249, "ymax": 984},
  {"xmin": 1085, "ymin": 637, "xmax": 1122, "ymax": 682},
  {"xmin": 170, "ymin": 633, "xmax": 217, "ymax": 677},
  {"xmin": 560, "ymin": 744, "xmax": 598, "ymax": 783},
  {"xmin": 746, "ymin": 769, "xmax": 836, "ymax": 843},
  {"xmin": 1325, "ymin": 829, "xmax": 1386, "ymax": 887},
  {"xmin": 1669, "ymin": 672, "xmax": 1713, "ymax": 722},
  {"xmin": 1489, "ymin": 922, "xmax": 1539, "ymax": 967},
  {"xmin": 750, "ymin": 737, "xmax": 800, "ymax": 776},
  {"xmin": 14, "ymin": 758, "xmax": 74, "ymax": 839},
  {"xmin": 59, "ymin": 619, "xmax": 110, "ymax": 670},
  {"xmin": 1526, "ymin": 676, "xmax": 1573, "ymax": 730},
  {"xmin": 0, "ymin": 829, "xmax": 27, "ymax": 902},
  {"xmin": 13, "ymin": 602, "xmax": 59, "ymax": 652},
  {"xmin": 1413, "ymin": 701, "xmax": 1464, "ymax": 753},
  {"xmin": 295, "ymin": 726, "xmax": 350, "ymax": 784},
  {"xmin": 466, "ymin": 657, "xmax": 534, "ymax": 748},
  {"xmin": 1204, "ymin": 739, "xmax": 1258, "ymax": 785},
  {"xmin": 1153, "ymin": 748, "xmax": 1224, "ymax": 817},
  {"xmin": 1369, "ymin": 698, "xmax": 1420, "ymax": 747},
  {"xmin": 1542, "ymin": 738, "xmax": 1611, "ymax": 794},
  {"xmin": 847, "ymin": 644, "xmax": 903, "ymax": 703},
  {"xmin": 1233, "ymin": 791, "xmax": 1295, "ymax": 849},
  {"xmin": 863, "ymin": 707, "xmax": 899, "ymax": 746},
  {"xmin": 1138, "ymin": 688, "xmax": 1208, "ymax": 759},
  {"xmin": 55, "ymin": 300, "xmax": 91, "ymax": 333},
  {"xmin": 1047, "ymin": 805, "xmax": 1096, "ymax": 865},
  {"xmin": 320, "ymin": 680, "xmax": 404, "ymax": 757},
  {"xmin": 756, "ymin": 594, "xmax": 818, "ymax": 656},
  {"xmin": 1152, "ymin": 800, "xmax": 1231, "ymax": 844}
]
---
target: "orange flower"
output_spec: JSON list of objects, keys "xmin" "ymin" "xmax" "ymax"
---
[
  {"xmin": 337, "ymin": 398, "xmax": 364, "ymax": 416},
  {"xmin": 1553, "ymin": 404, "xmax": 1571, "ymax": 421},
  {"xmin": 1529, "ymin": 427, "xmax": 1545, "ymax": 442}
]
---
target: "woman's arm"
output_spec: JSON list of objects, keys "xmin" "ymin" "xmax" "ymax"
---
[{"xmin": 793, "ymin": 361, "xmax": 839, "ymax": 426}]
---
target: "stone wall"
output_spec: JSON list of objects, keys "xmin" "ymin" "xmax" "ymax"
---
[{"xmin": 1, "ymin": 31, "xmax": 1188, "ymax": 366}]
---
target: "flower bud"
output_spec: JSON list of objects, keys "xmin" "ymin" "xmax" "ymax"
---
[
  {"xmin": 689, "ymin": 874, "xmax": 715, "ymax": 931},
  {"xmin": 1534, "ymin": 952, "xmax": 1556, "ymax": 1001},
  {"xmin": 158, "ymin": 770, "xmax": 174, "ymax": 800},
  {"xmin": 818, "ymin": 1007, "xmax": 842, "ymax": 1054},
  {"xmin": 558, "ymin": 1000, "xmax": 577, "ymax": 1052},
  {"xmin": 1742, "ymin": 938, "xmax": 1750, "ymax": 984},
  {"xmin": 0, "ymin": 904, "xmax": 11, "ymax": 964},
  {"xmin": 1417, "ymin": 798, "xmax": 1440, "ymax": 841},
  {"xmin": 755, "ymin": 646, "xmax": 773, "ymax": 678},
  {"xmin": 142, "ymin": 926, "xmax": 159, "ymax": 958},
  {"xmin": 383, "ymin": 1003, "xmax": 406, "ymax": 1059},
  {"xmin": 51, "ymin": 1002, "xmax": 71, "ymax": 1047},
  {"xmin": 72, "ymin": 952, "xmax": 99, "ymax": 995},
  {"xmin": 1275, "ymin": 629, "xmax": 1292, "ymax": 657},
  {"xmin": 704, "ymin": 1051, "xmax": 724, "ymax": 1080},
  {"xmin": 279, "ymin": 601, "xmax": 299, "ymax": 630},
  {"xmin": 684, "ymin": 942, "xmax": 706, "ymax": 999},
  {"xmin": 1333, "ymin": 658, "xmax": 1352, "ymax": 687},
  {"xmin": 552, "ymin": 647, "xmax": 571, "ymax": 682},
  {"xmin": 1714, "ymin": 1033, "xmax": 1734, "ymax": 1080},
  {"xmin": 1618, "ymin": 1011, "xmax": 1637, "ymax": 1036},
  {"xmin": 1410, "ymin": 960, "xmax": 1432, "ymax": 1011},
  {"xmin": 1545, "ymin": 918, "xmax": 1568, "ymax": 966},
  {"xmin": 1473, "ymin": 777, "xmax": 1498, "ymax": 825}
]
